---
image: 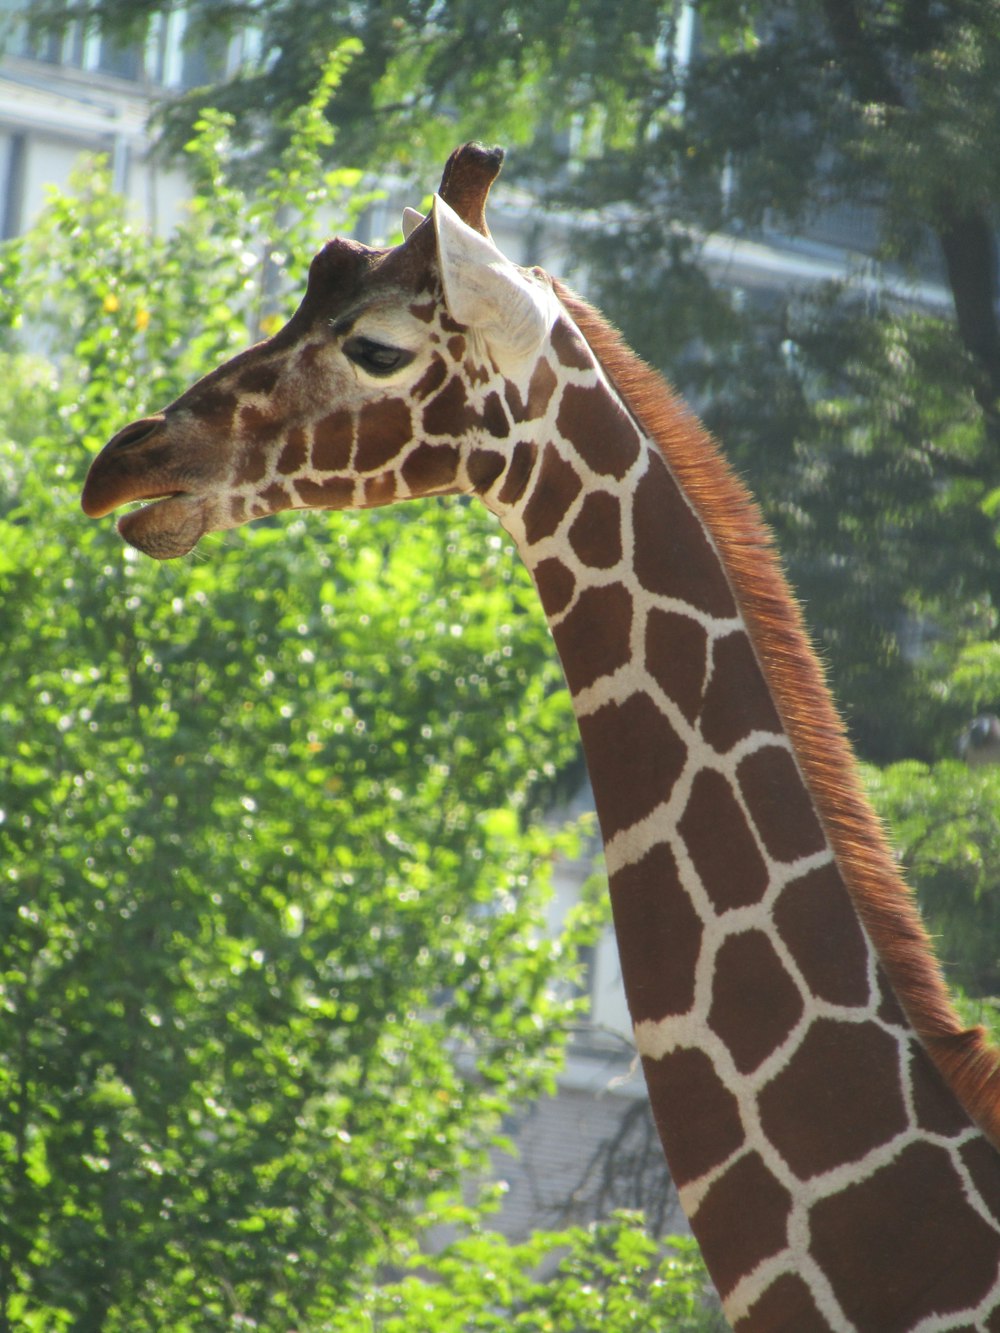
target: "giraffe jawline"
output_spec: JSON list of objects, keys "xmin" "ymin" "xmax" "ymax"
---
[{"xmin": 117, "ymin": 493, "xmax": 207, "ymax": 560}]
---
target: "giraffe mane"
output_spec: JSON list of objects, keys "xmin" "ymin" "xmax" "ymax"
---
[{"xmin": 552, "ymin": 277, "xmax": 1000, "ymax": 1147}]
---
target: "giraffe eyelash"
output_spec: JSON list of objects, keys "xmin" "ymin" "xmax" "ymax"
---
[{"xmin": 342, "ymin": 335, "xmax": 416, "ymax": 377}]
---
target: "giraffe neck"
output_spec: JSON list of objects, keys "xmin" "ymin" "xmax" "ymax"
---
[{"xmin": 482, "ymin": 298, "xmax": 1000, "ymax": 1330}]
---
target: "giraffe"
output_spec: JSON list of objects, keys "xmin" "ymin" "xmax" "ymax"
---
[{"xmin": 81, "ymin": 143, "xmax": 1000, "ymax": 1332}]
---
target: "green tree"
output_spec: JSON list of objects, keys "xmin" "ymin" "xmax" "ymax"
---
[
  {"xmin": 328, "ymin": 1212, "xmax": 726, "ymax": 1331},
  {"xmin": 865, "ymin": 759, "xmax": 1000, "ymax": 994},
  {"xmin": 0, "ymin": 73, "xmax": 600, "ymax": 1330},
  {"xmin": 863, "ymin": 637, "xmax": 1000, "ymax": 996}
]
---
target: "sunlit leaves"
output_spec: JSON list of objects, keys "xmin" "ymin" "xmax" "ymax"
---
[{"xmin": 325, "ymin": 1212, "xmax": 725, "ymax": 1331}]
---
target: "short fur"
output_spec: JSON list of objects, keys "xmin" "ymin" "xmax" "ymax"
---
[{"xmin": 553, "ymin": 278, "xmax": 1000, "ymax": 1146}]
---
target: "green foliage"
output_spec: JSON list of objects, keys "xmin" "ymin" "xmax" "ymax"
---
[
  {"xmin": 709, "ymin": 298, "xmax": 994, "ymax": 763},
  {"xmin": 865, "ymin": 761, "xmax": 1000, "ymax": 993},
  {"xmin": 0, "ymin": 67, "xmax": 602, "ymax": 1330},
  {"xmin": 327, "ymin": 1212, "xmax": 725, "ymax": 1332}
]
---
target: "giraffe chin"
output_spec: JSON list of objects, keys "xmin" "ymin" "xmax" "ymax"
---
[{"xmin": 117, "ymin": 495, "xmax": 208, "ymax": 560}]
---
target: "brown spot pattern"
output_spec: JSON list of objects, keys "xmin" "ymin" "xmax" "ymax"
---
[
  {"xmin": 182, "ymin": 385, "xmax": 236, "ymax": 435},
  {"xmin": 679, "ymin": 769, "xmax": 769, "ymax": 911},
  {"xmin": 609, "ymin": 842, "xmax": 703, "ymax": 1023},
  {"xmin": 438, "ymin": 308, "xmax": 465, "ymax": 335},
  {"xmin": 708, "ymin": 931, "xmax": 804, "ymax": 1074},
  {"xmin": 772, "ymin": 862, "xmax": 871, "ymax": 1008},
  {"xmin": 700, "ymin": 631, "xmax": 782, "ymax": 753},
  {"xmin": 467, "ymin": 449, "xmax": 506, "ymax": 491},
  {"xmin": 734, "ymin": 1275, "xmax": 831, "ymax": 1332},
  {"xmin": 642, "ymin": 1047, "xmax": 744, "ymax": 1186},
  {"xmin": 876, "ymin": 969, "xmax": 909, "ymax": 1027},
  {"xmin": 644, "ymin": 609, "xmax": 709, "ymax": 723},
  {"xmin": 550, "ymin": 315, "xmax": 594, "ymax": 370},
  {"xmin": 758, "ymin": 1018, "xmax": 908, "ymax": 1179},
  {"xmin": 256, "ymin": 483, "xmax": 292, "ymax": 514},
  {"xmin": 413, "ymin": 355, "xmax": 449, "ymax": 401},
  {"xmin": 236, "ymin": 362, "xmax": 280, "ymax": 395},
  {"xmin": 401, "ymin": 443, "xmax": 460, "ymax": 493},
  {"xmin": 568, "ymin": 492, "xmax": 622, "ymax": 568},
  {"xmin": 311, "ymin": 409, "xmax": 353, "ymax": 472},
  {"xmin": 909, "ymin": 1040, "xmax": 976, "ymax": 1138},
  {"xmin": 234, "ymin": 443, "xmax": 268, "ymax": 486},
  {"xmin": 496, "ymin": 441, "xmax": 537, "ymax": 505},
  {"xmin": 533, "ymin": 558, "xmax": 575, "ymax": 617},
  {"xmin": 693, "ymin": 1152, "xmax": 792, "ymax": 1298},
  {"xmin": 556, "ymin": 382, "xmax": 641, "ymax": 479},
  {"xmin": 295, "ymin": 476, "xmax": 354, "ymax": 508},
  {"xmin": 522, "ymin": 445, "xmax": 583, "ymax": 545},
  {"xmin": 294, "ymin": 340, "xmax": 325, "ymax": 370},
  {"xmin": 551, "ymin": 584, "xmax": 633, "ymax": 695},
  {"xmin": 355, "ymin": 398, "xmax": 413, "ymax": 471},
  {"xmin": 277, "ymin": 425, "xmax": 309, "ymax": 475},
  {"xmin": 239, "ymin": 403, "xmax": 284, "ymax": 447},
  {"xmin": 578, "ymin": 692, "xmax": 687, "ymax": 843},
  {"xmin": 481, "ymin": 390, "xmax": 510, "ymax": 438},
  {"xmin": 738, "ymin": 744, "xmax": 827, "ymax": 863},
  {"xmin": 464, "ymin": 357, "xmax": 491, "ymax": 387},
  {"xmin": 961, "ymin": 1137, "xmax": 1000, "ymax": 1225},
  {"xmin": 422, "ymin": 375, "xmax": 475, "ymax": 436},
  {"xmin": 632, "ymin": 461, "xmax": 737, "ymax": 617},
  {"xmin": 363, "ymin": 474, "xmax": 397, "ymax": 508},
  {"xmin": 809, "ymin": 1142, "xmax": 1000, "ymax": 1330},
  {"xmin": 506, "ymin": 357, "xmax": 558, "ymax": 422}
]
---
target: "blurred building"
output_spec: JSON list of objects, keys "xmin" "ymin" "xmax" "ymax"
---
[{"xmin": 0, "ymin": 4, "xmax": 261, "ymax": 238}]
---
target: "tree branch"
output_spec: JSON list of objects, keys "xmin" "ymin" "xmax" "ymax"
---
[{"xmin": 938, "ymin": 208, "xmax": 1000, "ymax": 424}]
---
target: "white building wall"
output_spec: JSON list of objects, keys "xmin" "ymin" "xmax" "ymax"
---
[{"xmin": 0, "ymin": 56, "xmax": 191, "ymax": 236}]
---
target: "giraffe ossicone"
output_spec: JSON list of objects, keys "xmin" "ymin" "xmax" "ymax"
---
[
  {"xmin": 400, "ymin": 205, "xmax": 424, "ymax": 238},
  {"xmin": 82, "ymin": 143, "xmax": 1000, "ymax": 1332}
]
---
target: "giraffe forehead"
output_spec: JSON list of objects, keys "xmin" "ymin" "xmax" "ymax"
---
[
  {"xmin": 298, "ymin": 232, "xmax": 433, "ymax": 331},
  {"xmin": 346, "ymin": 301, "xmax": 443, "ymax": 348}
]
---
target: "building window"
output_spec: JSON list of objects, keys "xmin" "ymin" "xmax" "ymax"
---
[{"xmin": 93, "ymin": 32, "xmax": 144, "ymax": 82}]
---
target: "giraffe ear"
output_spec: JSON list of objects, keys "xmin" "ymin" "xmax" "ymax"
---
[{"xmin": 432, "ymin": 194, "xmax": 556, "ymax": 361}]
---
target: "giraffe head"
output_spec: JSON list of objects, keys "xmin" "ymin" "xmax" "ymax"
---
[{"xmin": 81, "ymin": 144, "xmax": 562, "ymax": 558}]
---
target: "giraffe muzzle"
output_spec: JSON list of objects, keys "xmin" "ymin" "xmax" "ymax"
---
[
  {"xmin": 81, "ymin": 416, "xmax": 171, "ymax": 519},
  {"xmin": 81, "ymin": 414, "xmax": 212, "ymax": 558}
]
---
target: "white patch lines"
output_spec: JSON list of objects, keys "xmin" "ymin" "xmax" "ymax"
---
[{"xmin": 722, "ymin": 1248, "xmax": 855, "ymax": 1333}]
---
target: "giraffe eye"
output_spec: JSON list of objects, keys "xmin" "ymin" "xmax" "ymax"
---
[{"xmin": 343, "ymin": 336, "xmax": 414, "ymax": 377}]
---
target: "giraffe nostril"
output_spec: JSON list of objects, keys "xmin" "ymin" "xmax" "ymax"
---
[{"xmin": 109, "ymin": 416, "xmax": 164, "ymax": 450}]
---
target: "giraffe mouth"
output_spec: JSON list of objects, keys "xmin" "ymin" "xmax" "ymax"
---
[
  {"xmin": 116, "ymin": 493, "xmax": 209, "ymax": 560},
  {"xmin": 82, "ymin": 432, "xmax": 213, "ymax": 559}
]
